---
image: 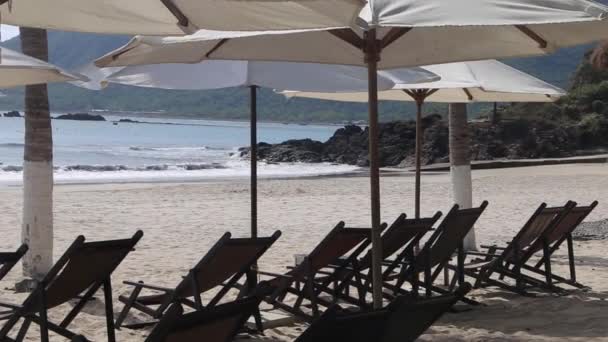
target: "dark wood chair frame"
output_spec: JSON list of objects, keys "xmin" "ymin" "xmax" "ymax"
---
[
  {"xmin": 0, "ymin": 231, "xmax": 143, "ymax": 342},
  {"xmin": 0, "ymin": 244, "xmax": 28, "ymax": 282},
  {"xmin": 258, "ymin": 222, "xmax": 379, "ymax": 320},
  {"xmin": 114, "ymin": 230, "xmax": 281, "ymax": 330}
]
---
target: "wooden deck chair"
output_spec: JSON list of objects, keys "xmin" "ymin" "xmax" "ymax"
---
[
  {"xmin": 391, "ymin": 202, "xmax": 488, "ymax": 302},
  {"xmin": 328, "ymin": 213, "xmax": 442, "ymax": 306},
  {"xmin": 115, "ymin": 231, "xmax": 281, "ymax": 329},
  {"xmin": 518, "ymin": 201, "xmax": 597, "ymax": 290},
  {"xmin": 0, "ymin": 244, "xmax": 28, "ymax": 281},
  {"xmin": 259, "ymin": 222, "xmax": 380, "ymax": 320},
  {"xmin": 295, "ymin": 283, "xmax": 472, "ymax": 342},
  {"xmin": 0, "ymin": 231, "xmax": 143, "ymax": 342},
  {"xmin": 459, "ymin": 202, "xmax": 574, "ymax": 294}
]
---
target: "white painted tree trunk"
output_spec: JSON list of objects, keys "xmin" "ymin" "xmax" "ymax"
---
[
  {"xmin": 449, "ymin": 103, "xmax": 477, "ymax": 250},
  {"xmin": 20, "ymin": 27, "xmax": 54, "ymax": 282},
  {"xmin": 22, "ymin": 160, "xmax": 54, "ymax": 279}
]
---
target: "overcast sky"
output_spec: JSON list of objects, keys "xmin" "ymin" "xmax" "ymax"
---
[{"xmin": 1, "ymin": 25, "xmax": 20, "ymax": 41}]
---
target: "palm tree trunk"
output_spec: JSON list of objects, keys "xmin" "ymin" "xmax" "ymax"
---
[
  {"xmin": 20, "ymin": 27, "xmax": 54, "ymax": 280},
  {"xmin": 449, "ymin": 103, "xmax": 476, "ymax": 250}
]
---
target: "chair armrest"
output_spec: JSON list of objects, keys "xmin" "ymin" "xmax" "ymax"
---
[
  {"xmin": 122, "ymin": 281, "xmax": 173, "ymax": 293},
  {"xmin": 480, "ymin": 245, "xmax": 506, "ymax": 250},
  {"xmin": 466, "ymin": 251, "xmax": 499, "ymax": 258},
  {"xmin": 256, "ymin": 269, "xmax": 294, "ymax": 280},
  {"xmin": 0, "ymin": 300, "xmax": 21, "ymax": 309}
]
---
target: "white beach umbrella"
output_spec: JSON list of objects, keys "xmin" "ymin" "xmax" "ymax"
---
[
  {"xmin": 287, "ymin": 60, "xmax": 566, "ymax": 103},
  {"xmin": 282, "ymin": 59, "xmax": 567, "ymax": 246},
  {"xmin": 94, "ymin": 0, "xmax": 608, "ymax": 307},
  {"xmin": 0, "ymin": 47, "xmax": 84, "ymax": 87},
  {"xmin": 0, "ymin": 0, "xmax": 363, "ymax": 35},
  {"xmin": 96, "ymin": 0, "xmax": 608, "ymax": 69},
  {"xmin": 73, "ymin": 60, "xmax": 438, "ymax": 240}
]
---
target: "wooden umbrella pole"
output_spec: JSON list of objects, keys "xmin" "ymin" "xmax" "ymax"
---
[
  {"xmin": 414, "ymin": 96, "xmax": 423, "ymax": 219},
  {"xmin": 250, "ymin": 85, "xmax": 258, "ymax": 239},
  {"xmin": 364, "ymin": 28, "xmax": 383, "ymax": 309}
]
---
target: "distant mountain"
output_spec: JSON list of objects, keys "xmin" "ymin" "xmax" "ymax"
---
[{"xmin": 0, "ymin": 30, "xmax": 595, "ymax": 122}]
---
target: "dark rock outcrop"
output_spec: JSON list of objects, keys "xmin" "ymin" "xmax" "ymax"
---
[
  {"xmin": 3, "ymin": 110, "xmax": 21, "ymax": 117},
  {"xmin": 241, "ymin": 115, "xmax": 608, "ymax": 167},
  {"xmin": 55, "ymin": 113, "xmax": 106, "ymax": 121},
  {"xmin": 118, "ymin": 119, "xmax": 140, "ymax": 123}
]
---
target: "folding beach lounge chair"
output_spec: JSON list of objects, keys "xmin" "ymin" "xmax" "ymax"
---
[
  {"xmin": 458, "ymin": 202, "xmax": 575, "ymax": 294},
  {"xmin": 72, "ymin": 288, "xmax": 269, "ymax": 342},
  {"xmin": 523, "ymin": 201, "xmax": 597, "ymax": 290},
  {"xmin": 327, "ymin": 212, "xmax": 442, "ymax": 306},
  {"xmin": 464, "ymin": 201, "xmax": 597, "ymax": 293},
  {"xmin": 258, "ymin": 221, "xmax": 381, "ymax": 320},
  {"xmin": 295, "ymin": 283, "xmax": 472, "ymax": 342},
  {"xmin": 115, "ymin": 231, "xmax": 281, "ymax": 329},
  {"xmin": 389, "ymin": 202, "xmax": 488, "ymax": 302},
  {"xmin": 0, "ymin": 244, "xmax": 28, "ymax": 281},
  {"xmin": 0, "ymin": 231, "xmax": 143, "ymax": 342}
]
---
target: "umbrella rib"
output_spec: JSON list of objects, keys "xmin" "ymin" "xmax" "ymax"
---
[
  {"xmin": 515, "ymin": 25, "xmax": 547, "ymax": 49},
  {"xmin": 463, "ymin": 88, "xmax": 473, "ymax": 101},
  {"xmin": 381, "ymin": 28, "xmax": 412, "ymax": 49},
  {"xmin": 205, "ymin": 39, "xmax": 230, "ymax": 58},
  {"xmin": 328, "ymin": 28, "xmax": 364, "ymax": 50},
  {"xmin": 160, "ymin": 0, "xmax": 190, "ymax": 28}
]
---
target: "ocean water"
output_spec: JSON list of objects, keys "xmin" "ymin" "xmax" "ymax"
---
[{"xmin": 0, "ymin": 114, "xmax": 358, "ymax": 185}]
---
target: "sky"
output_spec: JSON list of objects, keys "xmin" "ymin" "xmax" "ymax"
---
[{"xmin": 1, "ymin": 25, "xmax": 19, "ymax": 41}]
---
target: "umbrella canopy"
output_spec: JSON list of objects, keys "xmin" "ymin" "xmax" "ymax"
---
[
  {"xmin": 282, "ymin": 60, "xmax": 567, "ymax": 102},
  {"xmin": 0, "ymin": 47, "xmax": 84, "ymax": 88},
  {"xmin": 0, "ymin": 0, "xmax": 363, "ymax": 35},
  {"xmin": 74, "ymin": 60, "xmax": 437, "ymax": 91},
  {"xmin": 96, "ymin": 0, "xmax": 608, "ymax": 68}
]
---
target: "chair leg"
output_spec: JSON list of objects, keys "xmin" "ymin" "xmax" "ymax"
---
[
  {"xmin": 115, "ymin": 284, "xmax": 143, "ymax": 329},
  {"xmin": 15, "ymin": 317, "xmax": 32, "ymax": 342},
  {"xmin": 38, "ymin": 290, "xmax": 49, "ymax": 342},
  {"xmin": 567, "ymin": 235, "xmax": 577, "ymax": 283},
  {"xmin": 103, "ymin": 278, "xmax": 116, "ymax": 342},
  {"xmin": 542, "ymin": 239, "xmax": 553, "ymax": 287}
]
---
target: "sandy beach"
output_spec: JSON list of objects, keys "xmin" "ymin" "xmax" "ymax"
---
[{"xmin": 0, "ymin": 163, "xmax": 607, "ymax": 341}]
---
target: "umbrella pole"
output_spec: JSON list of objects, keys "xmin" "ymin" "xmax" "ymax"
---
[
  {"xmin": 250, "ymin": 85, "xmax": 258, "ymax": 239},
  {"xmin": 364, "ymin": 28, "xmax": 383, "ymax": 309},
  {"xmin": 414, "ymin": 98, "xmax": 423, "ymax": 219}
]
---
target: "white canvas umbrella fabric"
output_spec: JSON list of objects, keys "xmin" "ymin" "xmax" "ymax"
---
[
  {"xmin": 0, "ymin": 47, "xmax": 84, "ymax": 88},
  {"xmin": 0, "ymin": 0, "xmax": 363, "ymax": 35},
  {"xmin": 74, "ymin": 60, "xmax": 437, "ymax": 91},
  {"xmin": 282, "ymin": 60, "xmax": 567, "ymax": 103},
  {"xmin": 96, "ymin": 0, "xmax": 608, "ymax": 69},
  {"xmin": 93, "ymin": 0, "xmax": 608, "ymax": 308}
]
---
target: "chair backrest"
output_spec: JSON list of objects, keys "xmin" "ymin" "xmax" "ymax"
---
[
  {"xmin": 295, "ymin": 284, "xmax": 472, "ymax": 342},
  {"xmin": 300, "ymin": 222, "xmax": 376, "ymax": 275},
  {"xmin": 41, "ymin": 231, "xmax": 143, "ymax": 309},
  {"xmin": 544, "ymin": 201, "xmax": 598, "ymax": 245},
  {"xmin": 175, "ymin": 231, "xmax": 281, "ymax": 298},
  {"xmin": 503, "ymin": 202, "xmax": 573, "ymax": 262},
  {"xmin": 0, "ymin": 244, "xmax": 28, "ymax": 281},
  {"xmin": 418, "ymin": 202, "xmax": 488, "ymax": 269},
  {"xmin": 145, "ymin": 295, "xmax": 262, "ymax": 342},
  {"xmin": 359, "ymin": 212, "xmax": 440, "ymax": 270}
]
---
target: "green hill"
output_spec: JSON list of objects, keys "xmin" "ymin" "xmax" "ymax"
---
[{"xmin": 0, "ymin": 30, "xmax": 595, "ymax": 122}]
